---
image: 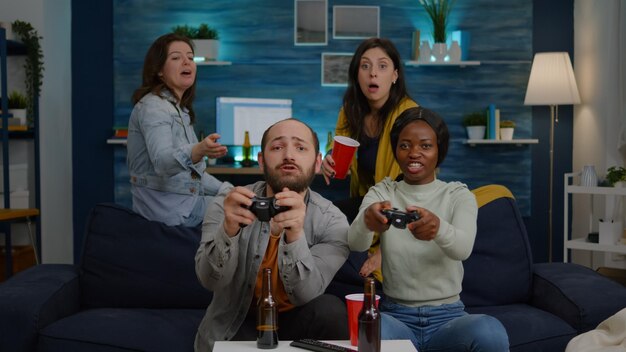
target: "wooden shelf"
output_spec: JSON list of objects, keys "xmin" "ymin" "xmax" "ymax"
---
[
  {"xmin": 196, "ymin": 60, "xmax": 232, "ymax": 66},
  {"xmin": 0, "ymin": 208, "xmax": 39, "ymax": 221},
  {"xmin": 107, "ymin": 138, "xmax": 127, "ymax": 145},
  {"xmin": 405, "ymin": 60, "xmax": 480, "ymax": 67},
  {"xmin": 464, "ymin": 139, "xmax": 538, "ymax": 146}
]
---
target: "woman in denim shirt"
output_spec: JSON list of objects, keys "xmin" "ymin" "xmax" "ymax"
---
[{"xmin": 127, "ymin": 33, "xmax": 228, "ymax": 226}]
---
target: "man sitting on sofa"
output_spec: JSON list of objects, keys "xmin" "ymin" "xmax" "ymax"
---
[{"xmin": 194, "ymin": 118, "xmax": 351, "ymax": 351}]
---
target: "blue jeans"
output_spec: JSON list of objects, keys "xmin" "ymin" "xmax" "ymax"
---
[{"xmin": 380, "ymin": 299, "xmax": 509, "ymax": 352}]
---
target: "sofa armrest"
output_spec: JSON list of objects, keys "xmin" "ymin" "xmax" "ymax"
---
[
  {"xmin": 0, "ymin": 264, "xmax": 80, "ymax": 352},
  {"xmin": 531, "ymin": 262, "xmax": 626, "ymax": 333}
]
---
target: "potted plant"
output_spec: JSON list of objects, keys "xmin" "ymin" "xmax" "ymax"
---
[
  {"xmin": 11, "ymin": 20, "xmax": 44, "ymax": 126},
  {"xmin": 7, "ymin": 90, "xmax": 28, "ymax": 125},
  {"xmin": 172, "ymin": 23, "xmax": 220, "ymax": 61},
  {"xmin": 419, "ymin": 0, "xmax": 455, "ymax": 62},
  {"xmin": 462, "ymin": 112, "xmax": 487, "ymax": 140},
  {"xmin": 499, "ymin": 120, "xmax": 515, "ymax": 140},
  {"xmin": 605, "ymin": 166, "xmax": 626, "ymax": 187}
]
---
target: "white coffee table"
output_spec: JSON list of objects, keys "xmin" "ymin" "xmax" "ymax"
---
[{"xmin": 213, "ymin": 339, "xmax": 417, "ymax": 351}]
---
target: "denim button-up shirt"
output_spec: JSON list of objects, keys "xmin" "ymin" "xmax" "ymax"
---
[
  {"xmin": 194, "ymin": 181, "xmax": 350, "ymax": 351},
  {"xmin": 127, "ymin": 91, "xmax": 223, "ymax": 225}
]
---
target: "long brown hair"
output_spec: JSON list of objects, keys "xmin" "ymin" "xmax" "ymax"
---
[
  {"xmin": 341, "ymin": 38, "xmax": 410, "ymax": 141},
  {"xmin": 131, "ymin": 33, "xmax": 197, "ymax": 123}
]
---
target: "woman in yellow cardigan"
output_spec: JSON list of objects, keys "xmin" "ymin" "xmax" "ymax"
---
[{"xmin": 321, "ymin": 38, "xmax": 417, "ymax": 281}]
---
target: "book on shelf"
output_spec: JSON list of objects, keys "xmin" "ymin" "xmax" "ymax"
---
[
  {"xmin": 485, "ymin": 105, "xmax": 502, "ymax": 140},
  {"xmin": 113, "ymin": 126, "xmax": 128, "ymax": 138}
]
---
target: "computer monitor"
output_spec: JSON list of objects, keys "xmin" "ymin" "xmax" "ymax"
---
[{"xmin": 215, "ymin": 97, "xmax": 293, "ymax": 146}]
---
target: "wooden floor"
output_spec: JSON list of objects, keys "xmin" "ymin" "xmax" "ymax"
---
[{"xmin": 597, "ymin": 267, "xmax": 626, "ymax": 287}]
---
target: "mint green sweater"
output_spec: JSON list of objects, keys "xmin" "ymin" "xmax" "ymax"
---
[{"xmin": 348, "ymin": 178, "xmax": 478, "ymax": 307}]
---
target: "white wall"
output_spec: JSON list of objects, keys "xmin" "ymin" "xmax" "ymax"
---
[
  {"xmin": 572, "ymin": 0, "xmax": 626, "ymax": 268},
  {"xmin": 0, "ymin": 0, "xmax": 73, "ymax": 264}
]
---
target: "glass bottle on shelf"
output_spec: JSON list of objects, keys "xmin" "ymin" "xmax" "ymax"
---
[
  {"xmin": 241, "ymin": 130, "xmax": 253, "ymax": 167},
  {"xmin": 257, "ymin": 268, "xmax": 278, "ymax": 349},
  {"xmin": 358, "ymin": 276, "xmax": 381, "ymax": 352}
]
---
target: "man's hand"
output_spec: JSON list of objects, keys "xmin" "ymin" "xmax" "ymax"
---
[
  {"xmin": 364, "ymin": 201, "xmax": 392, "ymax": 233},
  {"xmin": 406, "ymin": 206, "xmax": 440, "ymax": 241},
  {"xmin": 270, "ymin": 188, "xmax": 306, "ymax": 243},
  {"xmin": 222, "ymin": 187, "xmax": 256, "ymax": 236}
]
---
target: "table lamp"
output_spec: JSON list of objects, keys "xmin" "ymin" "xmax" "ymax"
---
[{"xmin": 524, "ymin": 52, "xmax": 581, "ymax": 262}]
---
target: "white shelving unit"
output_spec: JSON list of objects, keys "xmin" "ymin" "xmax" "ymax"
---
[
  {"xmin": 563, "ymin": 173, "xmax": 626, "ymax": 262},
  {"xmin": 464, "ymin": 139, "xmax": 538, "ymax": 146}
]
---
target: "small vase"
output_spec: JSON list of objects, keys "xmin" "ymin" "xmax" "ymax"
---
[
  {"xmin": 448, "ymin": 40, "xmax": 461, "ymax": 63},
  {"xmin": 499, "ymin": 127, "xmax": 514, "ymax": 141},
  {"xmin": 466, "ymin": 126, "xmax": 486, "ymax": 140},
  {"xmin": 419, "ymin": 41, "xmax": 431, "ymax": 63},
  {"xmin": 580, "ymin": 165, "xmax": 597, "ymax": 187},
  {"xmin": 193, "ymin": 39, "xmax": 219, "ymax": 61},
  {"xmin": 432, "ymin": 43, "xmax": 447, "ymax": 62}
]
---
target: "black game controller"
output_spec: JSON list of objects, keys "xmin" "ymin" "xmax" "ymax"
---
[
  {"xmin": 248, "ymin": 196, "xmax": 289, "ymax": 222},
  {"xmin": 381, "ymin": 208, "xmax": 420, "ymax": 229}
]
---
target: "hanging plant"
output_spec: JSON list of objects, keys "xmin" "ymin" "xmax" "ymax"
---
[{"xmin": 11, "ymin": 20, "xmax": 44, "ymax": 125}]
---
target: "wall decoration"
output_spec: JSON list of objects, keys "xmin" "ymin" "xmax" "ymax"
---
[
  {"xmin": 294, "ymin": 0, "xmax": 327, "ymax": 46},
  {"xmin": 333, "ymin": 6, "xmax": 379, "ymax": 39},
  {"xmin": 321, "ymin": 53, "xmax": 352, "ymax": 86}
]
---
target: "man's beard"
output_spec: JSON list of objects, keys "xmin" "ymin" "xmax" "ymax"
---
[{"xmin": 264, "ymin": 161, "xmax": 316, "ymax": 194}]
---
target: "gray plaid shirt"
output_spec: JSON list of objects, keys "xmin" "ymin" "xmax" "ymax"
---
[{"xmin": 194, "ymin": 181, "xmax": 350, "ymax": 351}]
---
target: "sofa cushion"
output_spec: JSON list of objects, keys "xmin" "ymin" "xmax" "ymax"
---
[
  {"xmin": 466, "ymin": 304, "xmax": 576, "ymax": 352},
  {"xmin": 38, "ymin": 308, "xmax": 204, "ymax": 352},
  {"xmin": 79, "ymin": 203, "xmax": 212, "ymax": 309},
  {"xmin": 462, "ymin": 186, "xmax": 533, "ymax": 306}
]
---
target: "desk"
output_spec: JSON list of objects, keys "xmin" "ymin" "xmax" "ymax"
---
[
  {"xmin": 214, "ymin": 340, "xmax": 416, "ymax": 351},
  {"xmin": 0, "ymin": 208, "xmax": 39, "ymax": 279},
  {"xmin": 206, "ymin": 165, "xmax": 263, "ymax": 175}
]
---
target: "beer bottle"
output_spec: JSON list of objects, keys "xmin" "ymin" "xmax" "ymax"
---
[
  {"xmin": 358, "ymin": 276, "xmax": 380, "ymax": 352},
  {"xmin": 257, "ymin": 268, "xmax": 278, "ymax": 349},
  {"xmin": 242, "ymin": 130, "xmax": 253, "ymax": 167},
  {"xmin": 325, "ymin": 131, "xmax": 333, "ymax": 155}
]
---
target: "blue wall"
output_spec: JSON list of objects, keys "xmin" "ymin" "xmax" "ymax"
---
[
  {"xmin": 112, "ymin": 0, "xmax": 533, "ymax": 211},
  {"xmin": 73, "ymin": 0, "xmax": 574, "ymax": 263}
]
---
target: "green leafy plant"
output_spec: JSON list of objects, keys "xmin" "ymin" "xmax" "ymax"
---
[
  {"xmin": 419, "ymin": 0, "xmax": 456, "ymax": 43},
  {"xmin": 500, "ymin": 120, "xmax": 515, "ymax": 128},
  {"xmin": 462, "ymin": 111, "xmax": 487, "ymax": 127},
  {"xmin": 11, "ymin": 20, "xmax": 44, "ymax": 124},
  {"xmin": 172, "ymin": 23, "xmax": 219, "ymax": 40},
  {"xmin": 8, "ymin": 91, "xmax": 27, "ymax": 109},
  {"xmin": 195, "ymin": 24, "xmax": 219, "ymax": 40},
  {"xmin": 605, "ymin": 166, "xmax": 626, "ymax": 186}
]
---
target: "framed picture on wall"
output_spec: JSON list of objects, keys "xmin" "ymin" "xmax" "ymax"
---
[
  {"xmin": 321, "ymin": 53, "xmax": 352, "ymax": 87},
  {"xmin": 294, "ymin": 0, "xmax": 327, "ymax": 46},
  {"xmin": 333, "ymin": 6, "xmax": 379, "ymax": 39}
]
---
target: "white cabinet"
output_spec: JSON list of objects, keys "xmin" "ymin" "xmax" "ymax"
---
[{"xmin": 563, "ymin": 173, "xmax": 626, "ymax": 262}]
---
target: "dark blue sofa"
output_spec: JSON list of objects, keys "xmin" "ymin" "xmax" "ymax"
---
[
  {"xmin": 1, "ymin": 185, "xmax": 626, "ymax": 351},
  {"xmin": 327, "ymin": 185, "xmax": 626, "ymax": 351}
]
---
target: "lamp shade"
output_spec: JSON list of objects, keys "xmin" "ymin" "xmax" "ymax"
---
[{"xmin": 524, "ymin": 52, "xmax": 581, "ymax": 106}]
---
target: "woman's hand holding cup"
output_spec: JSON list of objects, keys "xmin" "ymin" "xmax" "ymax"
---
[{"xmin": 321, "ymin": 154, "xmax": 336, "ymax": 185}]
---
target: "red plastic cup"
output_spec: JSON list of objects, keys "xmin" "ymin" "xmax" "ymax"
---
[
  {"xmin": 345, "ymin": 293, "xmax": 381, "ymax": 346},
  {"xmin": 331, "ymin": 136, "xmax": 360, "ymax": 179}
]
